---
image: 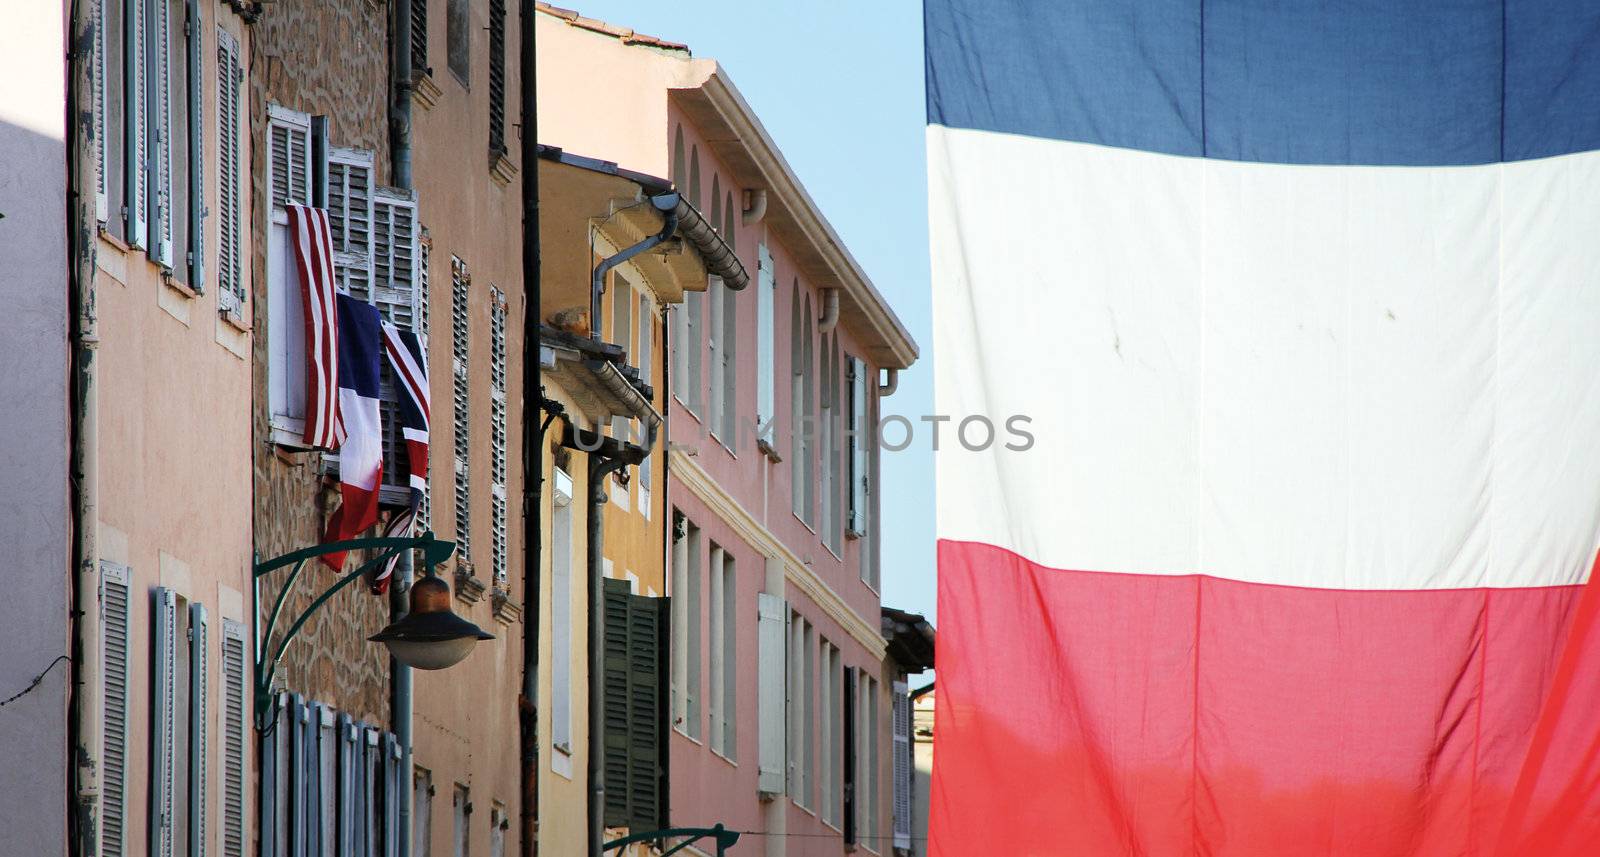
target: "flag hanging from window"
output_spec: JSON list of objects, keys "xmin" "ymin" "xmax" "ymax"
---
[
  {"xmin": 321, "ymin": 294, "xmax": 385, "ymax": 572},
  {"xmin": 925, "ymin": 2, "xmax": 1600, "ymax": 855},
  {"xmin": 372, "ymin": 322, "xmax": 431, "ymax": 593},
  {"xmin": 287, "ymin": 203, "xmax": 343, "ymax": 449}
]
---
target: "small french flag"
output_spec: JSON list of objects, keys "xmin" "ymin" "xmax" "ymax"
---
[{"xmin": 320, "ymin": 294, "xmax": 385, "ymax": 571}]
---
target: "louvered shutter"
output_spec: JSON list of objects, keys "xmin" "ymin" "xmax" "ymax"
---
[
  {"xmin": 100, "ymin": 563, "xmax": 133, "ymax": 857},
  {"xmin": 601, "ymin": 579, "xmax": 667, "ymax": 832},
  {"xmin": 374, "ymin": 189, "xmax": 420, "ymax": 497},
  {"xmin": 215, "ymin": 29, "xmax": 245, "ymax": 314},
  {"xmin": 267, "ymin": 105, "xmax": 312, "ymax": 207},
  {"xmin": 328, "ymin": 148, "xmax": 376, "ymax": 302},
  {"xmin": 315, "ymin": 706, "xmax": 337, "ymax": 856},
  {"xmin": 892, "ymin": 681, "xmax": 912, "ymax": 850},
  {"xmin": 185, "ymin": 0, "xmax": 204, "ymax": 290},
  {"xmin": 416, "ymin": 230, "xmax": 433, "ymax": 531},
  {"xmin": 150, "ymin": 588, "xmax": 179, "ymax": 857},
  {"xmin": 757, "ymin": 593, "xmax": 786, "ymax": 796},
  {"xmin": 451, "ymin": 258, "xmax": 471, "ymax": 560},
  {"xmin": 189, "ymin": 603, "xmax": 210, "ymax": 857},
  {"xmin": 126, "ymin": 0, "xmax": 148, "ymax": 248},
  {"xmin": 93, "ymin": 0, "xmax": 108, "ymax": 222},
  {"xmin": 148, "ymin": 0, "xmax": 174, "ymax": 267},
  {"xmin": 363, "ymin": 728, "xmax": 380, "ymax": 856},
  {"xmin": 488, "ymin": 0, "xmax": 506, "ymax": 157},
  {"xmin": 410, "ymin": 0, "xmax": 428, "ymax": 74},
  {"xmin": 220, "ymin": 619, "xmax": 248, "ymax": 857},
  {"xmin": 384, "ymin": 733, "xmax": 402, "ymax": 857},
  {"xmin": 337, "ymin": 715, "xmax": 357, "ymax": 857},
  {"xmin": 291, "ymin": 696, "xmax": 311, "ymax": 856}
]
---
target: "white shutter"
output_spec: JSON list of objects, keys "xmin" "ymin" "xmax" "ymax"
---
[
  {"xmin": 757, "ymin": 592, "xmax": 787, "ymax": 796},
  {"xmin": 451, "ymin": 257, "xmax": 472, "ymax": 561},
  {"xmin": 100, "ymin": 562, "xmax": 133, "ymax": 857},
  {"xmin": 93, "ymin": 0, "xmax": 109, "ymax": 222},
  {"xmin": 756, "ymin": 244, "xmax": 776, "ymax": 442},
  {"xmin": 127, "ymin": 0, "xmax": 148, "ymax": 248},
  {"xmin": 892, "ymin": 681, "xmax": 912, "ymax": 850},
  {"xmin": 220, "ymin": 619, "xmax": 248, "ymax": 857},
  {"xmin": 215, "ymin": 29, "xmax": 244, "ymax": 313},
  {"xmin": 267, "ymin": 105, "xmax": 312, "ymax": 207},
  {"xmin": 149, "ymin": 0, "xmax": 174, "ymax": 267},
  {"xmin": 848, "ymin": 357, "xmax": 868, "ymax": 537},
  {"xmin": 328, "ymin": 147, "xmax": 376, "ymax": 302},
  {"xmin": 490, "ymin": 286, "xmax": 508, "ymax": 584},
  {"xmin": 188, "ymin": 604, "xmax": 209, "ymax": 857},
  {"xmin": 150, "ymin": 588, "xmax": 179, "ymax": 857},
  {"xmin": 373, "ymin": 189, "xmax": 420, "ymax": 327}
]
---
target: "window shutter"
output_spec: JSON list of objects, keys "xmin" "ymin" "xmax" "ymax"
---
[
  {"xmin": 148, "ymin": 0, "xmax": 175, "ymax": 268},
  {"xmin": 189, "ymin": 603, "xmax": 210, "ymax": 857},
  {"xmin": 848, "ymin": 357, "xmax": 868, "ymax": 537},
  {"xmin": 338, "ymin": 715, "xmax": 357, "ymax": 857},
  {"xmin": 892, "ymin": 681, "xmax": 912, "ymax": 850},
  {"xmin": 451, "ymin": 257, "xmax": 472, "ymax": 561},
  {"xmin": 601, "ymin": 579, "xmax": 667, "ymax": 832},
  {"xmin": 100, "ymin": 562, "xmax": 133, "ymax": 857},
  {"xmin": 291, "ymin": 696, "xmax": 311, "ymax": 856},
  {"xmin": 373, "ymin": 188, "xmax": 420, "ymax": 497},
  {"xmin": 125, "ymin": 0, "xmax": 148, "ymax": 248},
  {"xmin": 215, "ymin": 29, "xmax": 245, "ymax": 314},
  {"xmin": 93, "ymin": 0, "xmax": 109, "ymax": 222},
  {"xmin": 150, "ymin": 587, "xmax": 179, "ymax": 857},
  {"xmin": 756, "ymin": 244, "xmax": 776, "ymax": 442},
  {"xmin": 185, "ymin": 0, "xmax": 205, "ymax": 291},
  {"xmin": 220, "ymin": 619, "xmax": 248, "ymax": 857},
  {"xmin": 410, "ymin": 0, "xmax": 428, "ymax": 74},
  {"xmin": 384, "ymin": 733, "xmax": 403, "ymax": 857},
  {"xmin": 487, "ymin": 0, "xmax": 506, "ymax": 157},
  {"xmin": 267, "ymin": 105, "xmax": 312, "ymax": 207},
  {"xmin": 756, "ymin": 592, "xmax": 786, "ymax": 797},
  {"xmin": 328, "ymin": 148, "xmax": 376, "ymax": 301},
  {"xmin": 490, "ymin": 285, "xmax": 508, "ymax": 585}
]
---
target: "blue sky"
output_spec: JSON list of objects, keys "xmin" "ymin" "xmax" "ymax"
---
[{"xmin": 561, "ymin": 1, "xmax": 938, "ymax": 623}]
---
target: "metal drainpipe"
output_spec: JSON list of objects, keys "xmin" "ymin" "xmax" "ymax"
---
[
  {"xmin": 68, "ymin": 0, "xmax": 103, "ymax": 852},
  {"xmin": 389, "ymin": 0, "xmax": 416, "ymax": 853},
  {"xmin": 590, "ymin": 195, "xmax": 680, "ymax": 341},
  {"xmin": 587, "ymin": 453, "xmax": 631, "ymax": 857},
  {"xmin": 519, "ymin": 1, "xmax": 543, "ymax": 854}
]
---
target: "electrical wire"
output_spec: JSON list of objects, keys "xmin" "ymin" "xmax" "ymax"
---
[{"xmin": 0, "ymin": 654, "xmax": 70, "ymax": 709}]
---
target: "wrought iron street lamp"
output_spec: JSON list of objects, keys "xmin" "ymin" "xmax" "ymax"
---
[{"xmin": 253, "ymin": 530, "xmax": 493, "ymax": 730}]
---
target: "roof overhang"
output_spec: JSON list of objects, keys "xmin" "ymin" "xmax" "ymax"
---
[
  {"xmin": 881, "ymin": 606, "xmax": 936, "ymax": 672},
  {"xmin": 671, "ymin": 69, "xmax": 919, "ymax": 369},
  {"xmin": 540, "ymin": 326, "xmax": 663, "ymax": 430}
]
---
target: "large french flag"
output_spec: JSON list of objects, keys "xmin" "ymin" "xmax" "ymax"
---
[{"xmin": 926, "ymin": 2, "xmax": 1600, "ymax": 854}]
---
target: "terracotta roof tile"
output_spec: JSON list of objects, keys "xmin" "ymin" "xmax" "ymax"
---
[{"xmin": 535, "ymin": 2, "xmax": 690, "ymax": 53}]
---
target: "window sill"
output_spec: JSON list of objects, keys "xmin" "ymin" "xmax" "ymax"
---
[
  {"xmin": 96, "ymin": 228, "xmax": 130, "ymax": 254},
  {"xmin": 489, "ymin": 150, "xmax": 518, "ymax": 186},
  {"xmin": 757, "ymin": 437, "xmax": 782, "ymax": 462},
  {"xmin": 220, "ymin": 307, "xmax": 251, "ymax": 333},
  {"xmin": 163, "ymin": 276, "xmax": 199, "ymax": 301},
  {"xmin": 711, "ymin": 748, "xmax": 738, "ymax": 769},
  {"xmin": 793, "ymin": 512, "xmax": 817, "ymax": 536},
  {"xmin": 671, "ymin": 724, "xmax": 703, "ymax": 746},
  {"xmin": 672, "ymin": 396, "xmax": 702, "ymax": 424},
  {"xmin": 411, "ymin": 72, "xmax": 442, "ymax": 110},
  {"xmin": 789, "ymin": 797, "xmax": 816, "ymax": 818}
]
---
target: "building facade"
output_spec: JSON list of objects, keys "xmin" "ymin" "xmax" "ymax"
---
[{"xmin": 535, "ymin": 7, "xmax": 922, "ymax": 855}]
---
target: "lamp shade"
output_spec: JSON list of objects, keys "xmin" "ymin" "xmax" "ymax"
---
[{"xmin": 369, "ymin": 576, "xmax": 495, "ymax": 670}]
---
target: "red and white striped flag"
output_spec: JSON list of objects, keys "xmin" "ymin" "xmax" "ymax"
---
[
  {"xmin": 287, "ymin": 204, "xmax": 343, "ymax": 449},
  {"xmin": 373, "ymin": 322, "xmax": 431, "ymax": 593}
]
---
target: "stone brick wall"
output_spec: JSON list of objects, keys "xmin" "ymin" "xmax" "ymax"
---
[{"xmin": 248, "ymin": 0, "xmax": 393, "ymax": 726}]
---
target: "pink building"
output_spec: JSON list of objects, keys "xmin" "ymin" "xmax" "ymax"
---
[{"xmin": 535, "ymin": 6, "xmax": 922, "ymax": 855}]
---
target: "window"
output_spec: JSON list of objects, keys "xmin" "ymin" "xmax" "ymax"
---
[
  {"xmin": 220, "ymin": 619, "xmax": 248, "ymax": 857},
  {"xmin": 688, "ymin": 145, "xmax": 701, "ymax": 207},
  {"xmin": 708, "ymin": 543, "xmax": 736, "ymax": 759},
  {"xmin": 677, "ymin": 288, "xmax": 704, "ymax": 414},
  {"xmin": 793, "ymin": 291, "xmax": 816, "ymax": 525},
  {"xmin": 150, "ymin": 588, "xmax": 179, "ymax": 857},
  {"xmin": 610, "ymin": 276, "xmax": 634, "ymax": 510},
  {"xmin": 452, "ymin": 257, "xmax": 472, "ymax": 563},
  {"xmin": 94, "ymin": 0, "xmax": 114, "ymax": 228},
  {"xmin": 452, "ymin": 784, "xmax": 471, "ymax": 857},
  {"xmin": 488, "ymin": 0, "xmax": 506, "ymax": 158},
  {"xmin": 828, "ymin": 338, "xmax": 845, "ymax": 552},
  {"xmin": 820, "ymin": 335, "xmax": 836, "ymax": 550},
  {"xmin": 490, "ymin": 286, "xmax": 508, "ymax": 588},
  {"xmin": 756, "ymin": 244, "xmax": 777, "ymax": 447},
  {"xmin": 410, "ymin": 0, "xmax": 428, "ymax": 75},
  {"xmin": 187, "ymin": 603, "xmax": 210, "ymax": 857},
  {"xmin": 847, "ymin": 357, "xmax": 869, "ymax": 538},
  {"xmin": 787, "ymin": 613, "xmax": 814, "ymax": 808},
  {"xmin": 414, "ymin": 767, "xmax": 434, "ymax": 857},
  {"xmin": 416, "ymin": 230, "xmax": 434, "ymax": 533},
  {"xmin": 446, "ymin": 0, "xmax": 470, "ymax": 86},
  {"xmin": 820, "ymin": 641, "xmax": 842, "ymax": 828},
  {"xmin": 638, "ymin": 293, "xmax": 653, "ymax": 518},
  {"xmin": 862, "ymin": 676, "xmax": 881, "ymax": 851},
  {"xmin": 265, "ymin": 104, "xmax": 314, "ymax": 438},
  {"xmin": 670, "ymin": 512, "xmax": 702, "ymax": 739},
  {"xmin": 551, "ymin": 469, "xmax": 575, "ymax": 755},
  {"xmin": 719, "ymin": 200, "xmax": 739, "ymax": 446},
  {"xmin": 215, "ymin": 28, "xmax": 245, "ymax": 316},
  {"xmin": 489, "ymin": 803, "xmax": 507, "ymax": 857},
  {"xmin": 100, "ymin": 563, "xmax": 132, "ymax": 857}
]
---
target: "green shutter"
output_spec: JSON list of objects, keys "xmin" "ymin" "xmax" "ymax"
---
[{"xmin": 601, "ymin": 579, "xmax": 668, "ymax": 832}]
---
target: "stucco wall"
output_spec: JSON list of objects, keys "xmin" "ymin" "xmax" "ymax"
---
[
  {"xmin": 0, "ymin": 3, "xmax": 69, "ymax": 853},
  {"xmin": 249, "ymin": 0, "xmax": 394, "ymax": 726}
]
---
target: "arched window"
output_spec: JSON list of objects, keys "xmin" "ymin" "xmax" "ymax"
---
[
  {"xmin": 688, "ymin": 145, "xmax": 701, "ymax": 208},
  {"xmin": 672, "ymin": 125, "xmax": 686, "ymax": 190},
  {"xmin": 724, "ymin": 192, "xmax": 736, "ymax": 252},
  {"xmin": 710, "ymin": 175, "xmax": 721, "ymax": 228},
  {"xmin": 820, "ymin": 331, "xmax": 834, "ymax": 544},
  {"xmin": 828, "ymin": 334, "xmax": 844, "ymax": 550},
  {"xmin": 801, "ymin": 295, "xmax": 816, "ymax": 525}
]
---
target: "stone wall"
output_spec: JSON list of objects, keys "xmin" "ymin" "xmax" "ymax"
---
[{"xmin": 248, "ymin": 0, "xmax": 393, "ymax": 726}]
